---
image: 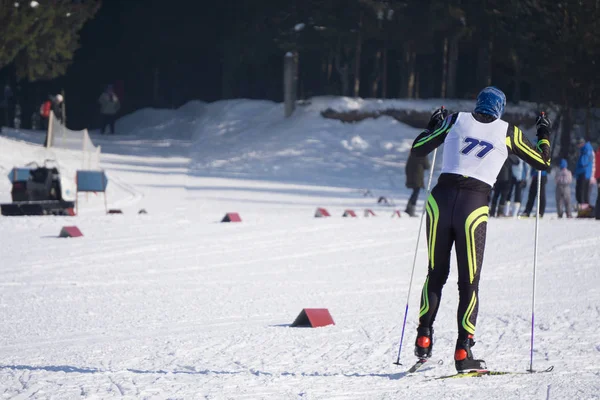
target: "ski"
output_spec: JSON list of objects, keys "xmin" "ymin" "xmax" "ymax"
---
[
  {"xmin": 406, "ymin": 359, "xmax": 428, "ymax": 373},
  {"xmin": 406, "ymin": 358, "xmax": 443, "ymax": 374},
  {"xmin": 435, "ymin": 365, "xmax": 554, "ymax": 380}
]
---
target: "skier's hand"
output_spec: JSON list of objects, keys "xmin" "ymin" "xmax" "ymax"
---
[
  {"xmin": 427, "ymin": 107, "xmax": 448, "ymax": 130},
  {"xmin": 535, "ymin": 112, "xmax": 551, "ymax": 139},
  {"xmin": 591, "ymin": 177, "xmax": 597, "ymax": 186}
]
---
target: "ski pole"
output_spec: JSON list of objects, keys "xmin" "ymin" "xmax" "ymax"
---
[
  {"xmin": 394, "ymin": 145, "xmax": 438, "ymax": 365},
  {"xmin": 529, "ymin": 111, "xmax": 545, "ymax": 372}
]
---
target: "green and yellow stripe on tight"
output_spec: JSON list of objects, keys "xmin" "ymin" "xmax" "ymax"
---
[
  {"xmin": 462, "ymin": 292, "xmax": 477, "ymax": 334},
  {"xmin": 419, "ymin": 196, "xmax": 440, "ymax": 319},
  {"xmin": 464, "ymin": 206, "xmax": 489, "ymax": 284},
  {"xmin": 419, "ymin": 276, "xmax": 430, "ymax": 318},
  {"xmin": 413, "ymin": 117, "xmax": 452, "ymax": 149},
  {"xmin": 425, "ymin": 195, "xmax": 440, "ymax": 269},
  {"xmin": 506, "ymin": 126, "xmax": 550, "ymax": 167}
]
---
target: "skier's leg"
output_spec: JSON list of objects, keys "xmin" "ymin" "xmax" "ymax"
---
[
  {"xmin": 415, "ymin": 187, "xmax": 454, "ymax": 358},
  {"xmin": 452, "ymin": 190, "xmax": 489, "ymax": 371}
]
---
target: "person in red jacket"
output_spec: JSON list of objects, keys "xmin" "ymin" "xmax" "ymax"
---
[{"xmin": 595, "ymin": 146, "xmax": 600, "ymax": 219}]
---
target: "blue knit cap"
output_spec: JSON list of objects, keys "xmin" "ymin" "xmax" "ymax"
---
[
  {"xmin": 560, "ymin": 159, "xmax": 568, "ymax": 169},
  {"xmin": 474, "ymin": 86, "xmax": 506, "ymax": 119}
]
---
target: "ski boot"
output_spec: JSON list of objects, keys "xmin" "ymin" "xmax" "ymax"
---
[
  {"xmin": 414, "ymin": 326, "xmax": 434, "ymax": 359},
  {"xmin": 454, "ymin": 335, "xmax": 486, "ymax": 373}
]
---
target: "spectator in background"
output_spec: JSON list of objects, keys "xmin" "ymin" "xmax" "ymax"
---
[
  {"xmin": 595, "ymin": 145, "xmax": 600, "ymax": 220},
  {"xmin": 489, "ymin": 154, "xmax": 519, "ymax": 217},
  {"xmin": 404, "ymin": 152, "xmax": 430, "ymax": 217},
  {"xmin": 555, "ymin": 159, "xmax": 573, "ymax": 218},
  {"xmin": 98, "ymin": 85, "xmax": 120, "ymax": 134},
  {"xmin": 507, "ymin": 157, "xmax": 528, "ymax": 217},
  {"xmin": 520, "ymin": 140, "xmax": 549, "ymax": 218},
  {"xmin": 42, "ymin": 94, "xmax": 64, "ymax": 146},
  {"xmin": 574, "ymin": 137, "xmax": 594, "ymax": 209},
  {"xmin": 40, "ymin": 94, "xmax": 64, "ymax": 128},
  {"xmin": 52, "ymin": 94, "xmax": 64, "ymax": 123}
]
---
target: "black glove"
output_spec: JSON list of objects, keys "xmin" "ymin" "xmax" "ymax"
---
[
  {"xmin": 427, "ymin": 107, "xmax": 448, "ymax": 130},
  {"xmin": 535, "ymin": 112, "xmax": 551, "ymax": 140}
]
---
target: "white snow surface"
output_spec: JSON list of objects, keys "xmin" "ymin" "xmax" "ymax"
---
[{"xmin": 0, "ymin": 97, "xmax": 599, "ymax": 399}]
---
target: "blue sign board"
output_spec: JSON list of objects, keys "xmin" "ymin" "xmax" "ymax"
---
[{"xmin": 76, "ymin": 170, "xmax": 108, "ymax": 192}]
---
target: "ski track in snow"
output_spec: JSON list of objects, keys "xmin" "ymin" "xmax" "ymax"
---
[{"xmin": 1, "ymin": 98, "xmax": 600, "ymax": 399}]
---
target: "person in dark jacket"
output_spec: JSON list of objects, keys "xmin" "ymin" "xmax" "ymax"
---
[
  {"xmin": 489, "ymin": 154, "xmax": 519, "ymax": 217},
  {"xmin": 520, "ymin": 142, "xmax": 549, "ymax": 218},
  {"xmin": 98, "ymin": 85, "xmax": 120, "ymax": 134},
  {"xmin": 405, "ymin": 152, "xmax": 430, "ymax": 217}
]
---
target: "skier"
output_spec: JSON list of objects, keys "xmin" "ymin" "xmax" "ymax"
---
[{"xmin": 409, "ymin": 87, "xmax": 551, "ymax": 373}]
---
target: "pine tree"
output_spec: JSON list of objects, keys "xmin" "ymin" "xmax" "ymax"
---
[{"xmin": 0, "ymin": 0, "xmax": 100, "ymax": 81}]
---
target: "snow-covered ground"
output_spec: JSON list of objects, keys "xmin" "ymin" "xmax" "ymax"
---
[{"xmin": 0, "ymin": 97, "xmax": 599, "ymax": 399}]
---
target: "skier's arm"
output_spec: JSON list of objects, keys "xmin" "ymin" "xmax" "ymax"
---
[
  {"xmin": 506, "ymin": 122, "xmax": 551, "ymax": 171},
  {"xmin": 411, "ymin": 112, "xmax": 458, "ymax": 156}
]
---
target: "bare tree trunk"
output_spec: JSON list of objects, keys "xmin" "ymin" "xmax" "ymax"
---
[
  {"xmin": 511, "ymin": 49, "xmax": 521, "ymax": 103},
  {"xmin": 382, "ymin": 46, "xmax": 388, "ymax": 98},
  {"xmin": 284, "ymin": 53, "xmax": 296, "ymax": 118},
  {"xmin": 446, "ymin": 35, "xmax": 462, "ymax": 98},
  {"xmin": 585, "ymin": 86, "xmax": 593, "ymax": 139},
  {"xmin": 415, "ymin": 71, "xmax": 420, "ymax": 99},
  {"xmin": 371, "ymin": 49, "xmax": 382, "ymax": 98},
  {"xmin": 476, "ymin": 39, "xmax": 493, "ymax": 89},
  {"xmin": 220, "ymin": 38, "xmax": 237, "ymax": 99},
  {"xmin": 441, "ymin": 37, "xmax": 448, "ymax": 98},
  {"xmin": 327, "ymin": 50, "xmax": 334, "ymax": 82},
  {"xmin": 353, "ymin": 11, "xmax": 364, "ymax": 97},
  {"xmin": 153, "ymin": 66, "xmax": 160, "ymax": 106},
  {"xmin": 560, "ymin": 103, "xmax": 572, "ymax": 159},
  {"xmin": 335, "ymin": 39, "xmax": 350, "ymax": 96},
  {"xmin": 294, "ymin": 51, "xmax": 300, "ymax": 100},
  {"xmin": 406, "ymin": 49, "xmax": 416, "ymax": 99}
]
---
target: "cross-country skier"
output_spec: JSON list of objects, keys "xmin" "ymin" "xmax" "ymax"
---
[{"xmin": 409, "ymin": 87, "xmax": 551, "ymax": 373}]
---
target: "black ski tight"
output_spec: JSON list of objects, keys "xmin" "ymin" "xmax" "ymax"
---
[{"xmin": 418, "ymin": 184, "xmax": 488, "ymax": 339}]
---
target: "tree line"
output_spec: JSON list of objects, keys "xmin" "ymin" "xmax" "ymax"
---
[
  {"xmin": 217, "ymin": 0, "xmax": 599, "ymax": 153},
  {"xmin": 1, "ymin": 0, "xmax": 598, "ymax": 153}
]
